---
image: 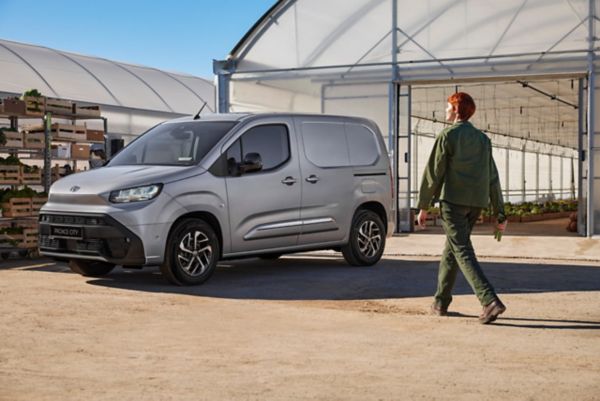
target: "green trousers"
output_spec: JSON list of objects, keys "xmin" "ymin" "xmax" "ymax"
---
[{"xmin": 434, "ymin": 201, "xmax": 498, "ymax": 308}]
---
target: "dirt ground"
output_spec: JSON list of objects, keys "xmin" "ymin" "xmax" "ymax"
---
[{"xmin": 1, "ymin": 253, "xmax": 599, "ymax": 401}]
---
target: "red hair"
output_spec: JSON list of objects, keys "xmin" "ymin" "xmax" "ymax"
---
[{"xmin": 447, "ymin": 92, "xmax": 476, "ymax": 121}]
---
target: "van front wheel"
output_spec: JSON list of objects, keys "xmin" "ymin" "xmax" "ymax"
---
[
  {"xmin": 342, "ymin": 209, "xmax": 386, "ymax": 266},
  {"xmin": 161, "ymin": 218, "xmax": 220, "ymax": 286},
  {"xmin": 69, "ymin": 259, "xmax": 116, "ymax": 277}
]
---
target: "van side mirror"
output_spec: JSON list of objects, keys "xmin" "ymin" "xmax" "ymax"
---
[{"xmin": 239, "ymin": 152, "xmax": 262, "ymax": 174}]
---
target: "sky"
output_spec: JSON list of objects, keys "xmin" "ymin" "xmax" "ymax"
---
[{"xmin": 0, "ymin": 0, "xmax": 275, "ymax": 78}]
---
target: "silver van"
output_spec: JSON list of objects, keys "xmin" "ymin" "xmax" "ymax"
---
[{"xmin": 39, "ymin": 113, "xmax": 394, "ymax": 285}]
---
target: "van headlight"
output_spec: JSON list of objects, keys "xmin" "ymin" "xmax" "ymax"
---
[{"xmin": 109, "ymin": 184, "xmax": 163, "ymax": 203}]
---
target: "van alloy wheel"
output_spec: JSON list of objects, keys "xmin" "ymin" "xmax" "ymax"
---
[
  {"xmin": 342, "ymin": 209, "xmax": 386, "ymax": 266},
  {"xmin": 177, "ymin": 231, "xmax": 213, "ymax": 277},
  {"xmin": 357, "ymin": 220, "xmax": 382, "ymax": 257},
  {"xmin": 161, "ymin": 218, "xmax": 220, "ymax": 286}
]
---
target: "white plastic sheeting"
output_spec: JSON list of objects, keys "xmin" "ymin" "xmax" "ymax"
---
[{"xmin": 0, "ymin": 39, "xmax": 215, "ymax": 115}]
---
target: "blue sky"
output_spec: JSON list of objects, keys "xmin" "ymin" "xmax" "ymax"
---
[{"xmin": 0, "ymin": 0, "xmax": 275, "ymax": 78}]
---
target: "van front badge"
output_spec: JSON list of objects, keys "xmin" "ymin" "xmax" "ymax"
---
[{"xmin": 70, "ymin": 186, "xmax": 80, "ymax": 192}]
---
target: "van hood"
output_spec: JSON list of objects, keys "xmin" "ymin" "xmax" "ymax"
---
[{"xmin": 49, "ymin": 165, "xmax": 205, "ymax": 196}]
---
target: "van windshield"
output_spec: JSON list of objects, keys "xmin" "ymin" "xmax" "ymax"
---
[{"xmin": 108, "ymin": 121, "xmax": 237, "ymax": 166}]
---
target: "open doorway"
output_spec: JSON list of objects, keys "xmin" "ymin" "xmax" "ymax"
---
[{"xmin": 399, "ymin": 77, "xmax": 583, "ymax": 237}]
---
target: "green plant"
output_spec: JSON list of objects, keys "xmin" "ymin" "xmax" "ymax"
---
[{"xmin": 22, "ymin": 89, "xmax": 42, "ymax": 98}]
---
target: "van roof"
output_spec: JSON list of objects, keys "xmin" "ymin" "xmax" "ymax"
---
[{"xmin": 167, "ymin": 112, "xmax": 375, "ymax": 125}]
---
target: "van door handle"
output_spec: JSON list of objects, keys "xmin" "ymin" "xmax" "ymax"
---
[
  {"xmin": 281, "ymin": 176, "xmax": 297, "ymax": 185},
  {"xmin": 305, "ymin": 175, "xmax": 320, "ymax": 184}
]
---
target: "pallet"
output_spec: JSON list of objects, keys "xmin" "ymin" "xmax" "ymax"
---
[
  {"xmin": 1, "ymin": 198, "xmax": 33, "ymax": 217},
  {"xmin": 0, "ymin": 165, "xmax": 20, "ymax": 185},
  {"xmin": 23, "ymin": 132, "xmax": 45, "ymax": 149},
  {"xmin": 20, "ymin": 228, "xmax": 38, "ymax": 248}
]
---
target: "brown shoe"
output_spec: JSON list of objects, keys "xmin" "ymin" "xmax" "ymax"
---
[
  {"xmin": 479, "ymin": 299, "xmax": 506, "ymax": 324},
  {"xmin": 430, "ymin": 302, "xmax": 448, "ymax": 316}
]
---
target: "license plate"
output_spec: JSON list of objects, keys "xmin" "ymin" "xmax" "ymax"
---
[{"xmin": 50, "ymin": 226, "xmax": 83, "ymax": 239}]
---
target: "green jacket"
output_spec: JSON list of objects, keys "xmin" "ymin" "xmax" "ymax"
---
[{"xmin": 417, "ymin": 121, "xmax": 505, "ymax": 219}]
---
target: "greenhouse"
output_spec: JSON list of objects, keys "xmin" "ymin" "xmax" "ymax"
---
[
  {"xmin": 0, "ymin": 38, "xmax": 215, "ymax": 146},
  {"xmin": 214, "ymin": 0, "xmax": 600, "ymax": 237}
]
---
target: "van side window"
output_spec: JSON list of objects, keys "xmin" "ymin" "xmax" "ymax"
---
[
  {"xmin": 301, "ymin": 122, "xmax": 379, "ymax": 168},
  {"xmin": 226, "ymin": 124, "xmax": 290, "ymax": 175}
]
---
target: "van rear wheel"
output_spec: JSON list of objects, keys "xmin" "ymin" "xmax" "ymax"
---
[
  {"xmin": 69, "ymin": 259, "xmax": 116, "ymax": 277},
  {"xmin": 161, "ymin": 218, "xmax": 220, "ymax": 286},
  {"xmin": 342, "ymin": 209, "xmax": 386, "ymax": 266}
]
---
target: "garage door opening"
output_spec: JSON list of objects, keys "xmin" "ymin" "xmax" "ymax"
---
[{"xmin": 402, "ymin": 77, "xmax": 583, "ymax": 237}]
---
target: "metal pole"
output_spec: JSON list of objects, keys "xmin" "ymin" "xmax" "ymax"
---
[
  {"xmin": 522, "ymin": 146, "xmax": 526, "ymax": 202},
  {"xmin": 390, "ymin": 0, "xmax": 399, "ymax": 232},
  {"xmin": 587, "ymin": 0, "xmax": 596, "ymax": 237},
  {"xmin": 578, "ymin": 77, "xmax": 585, "ymax": 234},
  {"xmin": 535, "ymin": 152, "xmax": 540, "ymax": 200},
  {"xmin": 549, "ymin": 154, "xmax": 553, "ymax": 197},
  {"xmin": 505, "ymin": 149, "xmax": 510, "ymax": 201},
  {"xmin": 43, "ymin": 113, "xmax": 52, "ymax": 193}
]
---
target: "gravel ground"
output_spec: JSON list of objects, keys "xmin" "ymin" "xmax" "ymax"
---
[{"xmin": 1, "ymin": 254, "xmax": 599, "ymax": 401}]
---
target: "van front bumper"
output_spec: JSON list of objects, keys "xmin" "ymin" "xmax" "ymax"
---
[{"xmin": 38, "ymin": 213, "xmax": 146, "ymax": 265}]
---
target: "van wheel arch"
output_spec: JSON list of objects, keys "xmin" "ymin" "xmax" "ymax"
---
[
  {"xmin": 355, "ymin": 201, "xmax": 387, "ymax": 235},
  {"xmin": 166, "ymin": 212, "xmax": 223, "ymax": 259}
]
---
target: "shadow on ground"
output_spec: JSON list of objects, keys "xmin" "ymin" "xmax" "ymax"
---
[{"xmin": 7, "ymin": 254, "xmax": 599, "ymax": 301}]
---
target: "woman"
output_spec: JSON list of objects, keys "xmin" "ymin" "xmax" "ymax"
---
[{"xmin": 417, "ymin": 92, "xmax": 507, "ymax": 324}]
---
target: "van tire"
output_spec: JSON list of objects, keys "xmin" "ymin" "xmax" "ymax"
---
[
  {"xmin": 69, "ymin": 259, "xmax": 116, "ymax": 277},
  {"xmin": 161, "ymin": 218, "xmax": 220, "ymax": 286},
  {"xmin": 342, "ymin": 209, "xmax": 386, "ymax": 266}
]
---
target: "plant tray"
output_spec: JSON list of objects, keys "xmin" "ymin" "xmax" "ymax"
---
[
  {"xmin": 0, "ymin": 165, "xmax": 20, "ymax": 185},
  {"xmin": 24, "ymin": 132, "xmax": 45, "ymax": 149},
  {"xmin": 45, "ymin": 97, "xmax": 73, "ymax": 115},
  {"xmin": 1, "ymin": 198, "xmax": 33, "ymax": 217},
  {"xmin": 4, "ymin": 130, "xmax": 23, "ymax": 148}
]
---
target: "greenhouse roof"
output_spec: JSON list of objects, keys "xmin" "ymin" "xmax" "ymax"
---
[
  {"xmin": 0, "ymin": 39, "xmax": 215, "ymax": 115},
  {"xmin": 228, "ymin": 0, "xmax": 596, "ymax": 78}
]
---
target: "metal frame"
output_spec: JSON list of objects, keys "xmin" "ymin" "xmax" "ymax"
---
[{"xmin": 216, "ymin": 0, "xmax": 599, "ymax": 236}]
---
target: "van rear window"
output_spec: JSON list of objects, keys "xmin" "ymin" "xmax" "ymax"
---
[{"xmin": 108, "ymin": 121, "xmax": 237, "ymax": 166}]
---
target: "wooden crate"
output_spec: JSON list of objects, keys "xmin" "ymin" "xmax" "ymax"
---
[
  {"xmin": 51, "ymin": 123, "xmax": 86, "ymax": 142},
  {"xmin": 23, "ymin": 96, "xmax": 45, "ymax": 117},
  {"xmin": 0, "ymin": 232, "xmax": 24, "ymax": 248},
  {"xmin": 71, "ymin": 143, "xmax": 90, "ymax": 160},
  {"xmin": 31, "ymin": 196, "xmax": 47, "ymax": 215},
  {"xmin": 1, "ymin": 197, "xmax": 33, "ymax": 217},
  {"xmin": 45, "ymin": 97, "xmax": 73, "ymax": 115},
  {"xmin": 20, "ymin": 228, "xmax": 38, "ymax": 248},
  {"xmin": 24, "ymin": 132, "xmax": 45, "ymax": 149},
  {"xmin": 20, "ymin": 167, "xmax": 42, "ymax": 185},
  {"xmin": 28, "ymin": 123, "xmax": 87, "ymax": 142},
  {"xmin": 1, "ymin": 98, "xmax": 26, "ymax": 115},
  {"xmin": 3, "ymin": 130, "xmax": 23, "ymax": 148},
  {"xmin": 0, "ymin": 165, "xmax": 20, "ymax": 185},
  {"xmin": 75, "ymin": 105, "xmax": 101, "ymax": 118},
  {"xmin": 86, "ymin": 129, "xmax": 104, "ymax": 142}
]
